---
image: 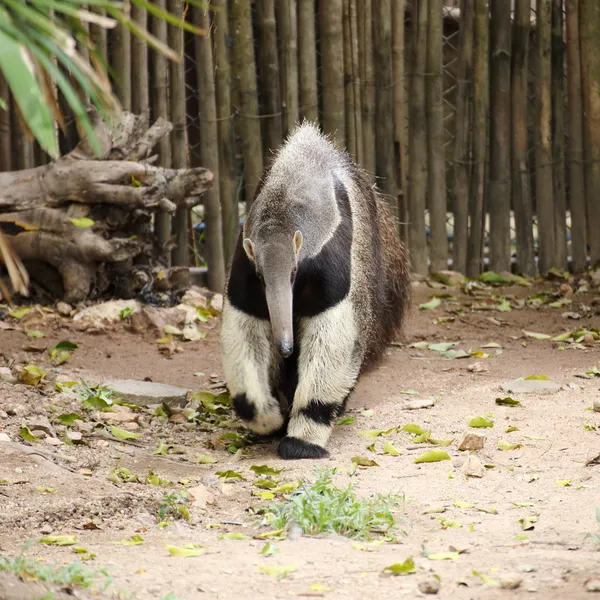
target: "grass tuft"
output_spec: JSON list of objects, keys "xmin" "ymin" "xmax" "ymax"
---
[{"xmin": 264, "ymin": 469, "xmax": 403, "ymax": 540}]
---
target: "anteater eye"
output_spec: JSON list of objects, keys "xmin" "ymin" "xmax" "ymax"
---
[
  {"xmin": 290, "ymin": 269, "xmax": 297, "ymax": 284},
  {"xmin": 257, "ymin": 272, "xmax": 265, "ymax": 286}
]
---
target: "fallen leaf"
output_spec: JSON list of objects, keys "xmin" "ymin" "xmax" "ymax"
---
[
  {"xmin": 441, "ymin": 349, "xmax": 472, "ymax": 359},
  {"xmin": 252, "ymin": 491, "xmax": 275, "ymax": 500},
  {"xmin": 336, "ymin": 416, "xmax": 355, "ymax": 426},
  {"xmin": 498, "ymin": 440, "xmax": 522, "ymax": 451},
  {"xmin": 383, "ymin": 557, "xmax": 416, "ymax": 576},
  {"xmin": 309, "ymin": 583, "xmax": 334, "ymax": 592},
  {"xmin": 414, "ymin": 450, "xmax": 451, "ymax": 464},
  {"xmin": 468, "ymin": 417, "xmax": 494, "ymax": 428},
  {"xmin": 453, "ymin": 500, "xmax": 475, "ymax": 509},
  {"xmin": 419, "ymin": 297, "xmax": 442, "ymax": 311},
  {"xmin": 272, "ymin": 481, "xmax": 300, "ymax": 493},
  {"xmin": 402, "ymin": 423, "xmax": 425, "ymax": 435},
  {"xmin": 260, "ymin": 542, "xmax": 279, "ymax": 556},
  {"xmin": 250, "ymin": 465, "xmax": 284, "ymax": 476},
  {"xmin": 39, "ymin": 535, "xmax": 77, "ymax": 546},
  {"xmin": 109, "ymin": 426, "xmax": 141, "ymax": 441},
  {"xmin": 166, "ymin": 544, "xmax": 205, "ymax": 557},
  {"xmin": 555, "ymin": 479, "xmax": 572, "ymax": 487},
  {"xmin": 429, "ymin": 342, "xmax": 458, "ymax": 352},
  {"xmin": 10, "ymin": 307, "xmax": 32, "ymax": 319},
  {"xmin": 108, "ymin": 535, "xmax": 144, "ymax": 546},
  {"xmin": 219, "ymin": 532, "xmax": 250, "ymax": 540},
  {"xmin": 259, "ymin": 564, "xmax": 297, "ymax": 578},
  {"xmin": 216, "ymin": 470, "xmax": 245, "ymax": 481},
  {"xmin": 195, "ymin": 454, "xmax": 218, "ymax": 464},
  {"xmin": 482, "ymin": 342, "xmax": 502, "ymax": 348},
  {"xmin": 383, "ymin": 441, "xmax": 400, "ymax": 456},
  {"xmin": 58, "ymin": 413, "xmax": 85, "ymax": 426},
  {"xmin": 495, "ymin": 397, "xmax": 522, "ymax": 407},
  {"xmin": 164, "ymin": 324, "xmax": 183, "ymax": 336},
  {"xmin": 522, "ymin": 330, "xmax": 552, "ymax": 340},
  {"xmin": 25, "ymin": 330, "xmax": 46, "ymax": 338},
  {"xmin": 426, "ymin": 552, "xmax": 458, "ymax": 561},
  {"xmin": 472, "ymin": 570, "xmax": 499, "ymax": 586},
  {"xmin": 351, "ymin": 456, "xmax": 379, "ymax": 467},
  {"xmin": 19, "ymin": 426, "xmax": 40, "ymax": 443},
  {"xmin": 21, "ymin": 365, "xmax": 46, "ymax": 386},
  {"xmin": 70, "ymin": 217, "xmax": 94, "ymax": 228},
  {"xmin": 519, "ymin": 516, "xmax": 537, "ymax": 530}
]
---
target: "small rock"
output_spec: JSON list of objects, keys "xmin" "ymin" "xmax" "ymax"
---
[
  {"xmin": 0, "ymin": 432, "xmax": 11, "ymax": 442},
  {"xmin": 181, "ymin": 287, "xmax": 209, "ymax": 309},
  {"xmin": 402, "ymin": 397, "xmax": 436, "ymax": 410},
  {"xmin": 461, "ymin": 454, "xmax": 485, "ymax": 478},
  {"xmin": 0, "ymin": 410, "xmax": 8, "ymax": 419},
  {"xmin": 210, "ymin": 293, "xmax": 223, "ymax": 313},
  {"xmin": 585, "ymin": 578, "xmax": 600, "ymax": 592},
  {"xmin": 105, "ymin": 379, "xmax": 189, "ymax": 407},
  {"xmin": 467, "ymin": 362, "xmax": 489, "ymax": 373},
  {"xmin": 56, "ymin": 301, "xmax": 73, "ymax": 316},
  {"xmin": 6, "ymin": 404, "xmax": 26, "ymax": 417},
  {"xmin": 102, "ymin": 404, "xmax": 138, "ymax": 423},
  {"xmin": 0, "ymin": 366, "xmax": 17, "ymax": 384},
  {"xmin": 458, "ymin": 432, "xmax": 486, "ymax": 452},
  {"xmin": 122, "ymin": 422, "xmax": 140, "ymax": 432},
  {"xmin": 583, "ymin": 333, "xmax": 596, "ymax": 345},
  {"xmin": 67, "ymin": 430, "xmax": 83, "ymax": 443},
  {"xmin": 500, "ymin": 573, "xmax": 523, "ymax": 590},
  {"xmin": 500, "ymin": 378, "xmax": 561, "ymax": 395},
  {"xmin": 593, "ymin": 398, "xmax": 600, "ymax": 413},
  {"xmin": 44, "ymin": 437, "xmax": 63, "ymax": 447},
  {"xmin": 40, "ymin": 524, "xmax": 53, "ymax": 535},
  {"xmin": 26, "ymin": 416, "xmax": 55, "ymax": 437},
  {"xmin": 73, "ymin": 420, "xmax": 94, "ymax": 434},
  {"xmin": 73, "ymin": 300, "xmax": 141, "ymax": 325},
  {"xmin": 418, "ymin": 577, "xmax": 441, "ymax": 594},
  {"xmin": 519, "ymin": 564, "xmax": 537, "ymax": 573},
  {"xmin": 188, "ymin": 484, "xmax": 214, "ymax": 509}
]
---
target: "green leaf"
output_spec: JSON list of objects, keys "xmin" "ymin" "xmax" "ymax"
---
[
  {"xmin": 69, "ymin": 217, "xmax": 95, "ymax": 228},
  {"xmin": 495, "ymin": 397, "xmax": 522, "ymax": 407},
  {"xmin": 419, "ymin": 297, "xmax": 442, "ymax": 310},
  {"xmin": 496, "ymin": 298, "xmax": 512, "ymax": 312},
  {"xmin": 26, "ymin": 330, "xmax": 46, "ymax": 338},
  {"xmin": 166, "ymin": 544, "xmax": 205, "ymax": 557},
  {"xmin": 57, "ymin": 413, "xmax": 84, "ymax": 426},
  {"xmin": 428, "ymin": 341, "xmax": 458, "ymax": 352},
  {"xmin": 402, "ymin": 423, "xmax": 425, "ymax": 435},
  {"xmin": 336, "ymin": 416, "xmax": 355, "ymax": 426},
  {"xmin": 383, "ymin": 557, "xmax": 416, "ymax": 576},
  {"xmin": 108, "ymin": 535, "xmax": 144, "ymax": 546},
  {"xmin": 36, "ymin": 487, "xmax": 57, "ymax": 493},
  {"xmin": 54, "ymin": 340, "xmax": 79, "ymax": 351},
  {"xmin": 9, "ymin": 306, "xmax": 31, "ymax": 320},
  {"xmin": 219, "ymin": 532, "xmax": 250, "ymax": 540},
  {"xmin": 498, "ymin": 440, "xmax": 522, "ymax": 451},
  {"xmin": 426, "ymin": 551, "xmax": 458, "ymax": 561},
  {"xmin": 383, "ymin": 441, "xmax": 400, "ymax": 456},
  {"xmin": 21, "ymin": 365, "xmax": 46, "ymax": 386},
  {"xmin": 120, "ymin": 307, "xmax": 134, "ymax": 319},
  {"xmin": 472, "ymin": 570, "xmax": 499, "ymax": 586},
  {"xmin": 524, "ymin": 374, "xmax": 549, "ymax": 380},
  {"xmin": 441, "ymin": 349, "xmax": 472, "ymax": 359},
  {"xmin": 109, "ymin": 426, "xmax": 141, "ymax": 440},
  {"xmin": 39, "ymin": 535, "xmax": 77, "ymax": 546},
  {"xmin": 260, "ymin": 542, "xmax": 279, "ymax": 556},
  {"xmin": 250, "ymin": 465, "xmax": 284, "ymax": 476},
  {"xmin": 253, "ymin": 479, "xmax": 278, "ymax": 490},
  {"xmin": 152, "ymin": 440, "xmax": 172, "ymax": 456},
  {"xmin": 555, "ymin": 479, "xmax": 572, "ymax": 487},
  {"xmin": 453, "ymin": 500, "xmax": 475, "ymax": 509},
  {"xmin": 259, "ymin": 564, "xmax": 297, "ymax": 578},
  {"xmin": 216, "ymin": 470, "xmax": 245, "ymax": 481},
  {"xmin": 195, "ymin": 454, "xmax": 218, "ymax": 464},
  {"xmin": 164, "ymin": 324, "xmax": 183, "ymax": 335},
  {"xmin": 357, "ymin": 427, "xmax": 396, "ymax": 438},
  {"xmin": 522, "ymin": 330, "xmax": 552, "ymax": 340},
  {"xmin": 272, "ymin": 480, "xmax": 301, "ymax": 493},
  {"xmin": 519, "ymin": 516, "xmax": 537, "ymax": 530},
  {"xmin": 253, "ymin": 491, "xmax": 275, "ymax": 500},
  {"xmin": 351, "ymin": 456, "xmax": 379, "ymax": 467},
  {"xmin": 479, "ymin": 272, "xmax": 512, "ymax": 284},
  {"xmin": 468, "ymin": 416, "xmax": 494, "ymax": 428},
  {"xmin": 19, "ymin": 426, "xmax": 40, "ymax": 443},
  {"xmin": 414, "ymin": 450, "xmax": 451, "ymax": 464}
]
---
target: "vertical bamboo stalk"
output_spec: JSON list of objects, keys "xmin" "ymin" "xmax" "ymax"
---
[
  {"xmin": 195, "ymin": 4, "xmax": 226, "ymax": 292},
  {"xmin": 12, "ymin": 103, "xmax": 34, "ymax": 170},
  {"xmin": 408, "ymin": 0, "xmax": 428, "ymax": 274},
  {"xmin": 168, "ymin": 0, "xmax": 189, "ymax": 266},
  {"xmin": 511, "ymin": 0, "xmax": 535, "ymax": 275},
  {"xmin": 213, "ymin": 0, "xmax": 239, "ymax": 262},
  {"xmin": 551, "ymin": 0, "xmax": 567, "ymax": 269},
  {"xmin": 579, "ymin": 0, "xmax": 600, "ymax": 266},
  {"xmin": 112, "ymin": 1, "xmax": 132, "ymax": 110},
  {"xmin": 320, "ymin": 0, "xmax": 345, "ymax": 145},
  {"xmin": 467, "ymin": 0, "xmax": 488, "ymax": 277},
  {"xmin": 358, "ymin": 0, "xmax": 376, "ymax": 176},
  {"xmin": 131, "ymin": 4, "xmax": 150, "ymax": 127},
  {"xmin": 151, "ymin": 0, "xmax": 172, "ymax": 264},
  {"xmin": 453, "ymin": 0, "xmax": 473, "ymax": 275},
  {"xmin": 297, "ymin": 0, "xmax": 318, "ymax": 122},
  {"xmin": 90, "ymin": 8, "xmax": 108, "ymax": 63},
  {"xmin": 426, "ymin": 0, "xmax": 446, "ymax": 271},
  {"xmin": 0, "ymin": 75, "xmax": 11, "ymax": 172},
  {"xmin": 565, "ymin": 0, "xmax": 587, "ymax": 272},
  {"xmin": 279, "ymin": 0, "xmax": 299, "ymax": 137},
  {"xmin": 488, "ymin": 0, "xmax": 511, "ymax": 272},
  {"xmin": 231, "ymin": 0, "xmax": 264, "ymax": 209},
  {"xmin": 257, "ymin": 0, "xmax": 283, "ymax": 156},
  {"xmin": 349, "ymin": 0, "xmax": 363, "ymax": 165},
  {"xmin": 343, "ymin": 0, "xmax": 357, "ymax": 158},
  {"xmin": 536, "ymin": 0, "xmax": 555, "ymax": 274}
]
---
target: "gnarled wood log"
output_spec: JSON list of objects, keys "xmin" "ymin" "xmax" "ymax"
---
[{"xmin": 0, "ymin": 108, "xmax": 213, "ymax": 303}]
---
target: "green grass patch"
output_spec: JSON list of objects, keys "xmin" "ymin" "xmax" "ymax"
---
[{"xmin": 264, "ymin": 469, "xmax": 403, "ymax": 540}]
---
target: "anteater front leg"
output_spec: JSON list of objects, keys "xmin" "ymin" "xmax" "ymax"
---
[
  {"xmin": 278, "ymin": 299, "xmax": 360, "ymax": 459},
  {"xmin": 221, "ymin": 300, "xmax": 285, "ymax": 435}
]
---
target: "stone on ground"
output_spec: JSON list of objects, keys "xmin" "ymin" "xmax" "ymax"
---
[
  {"xmin": 458, "ymin": 432, "xmax": 486, "ymax": 451},
  {"xmin": 106, "ymin": 379, "xmax": 189, "ymax": 407},
  {"xmin": 500, "ymin": 378, "xmax": 561, "ymax": 395}
]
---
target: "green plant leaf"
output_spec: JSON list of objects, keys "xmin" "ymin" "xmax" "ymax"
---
[
  {"xmin": 250, "ymin": 465, "xmax": 284, "ymax": 476},
  {"xmin": 259, "ymin": 564, "xmax": 297, "ymax": 578},
  {"xmin": 219, "ymin": 532, "xmax": 250, "ymax": 540},
  {"xmin": 495, "ymin": 397, "xmax": 522, "ymax": 407},
  {"xmin": 383, "ymin": 557, "xmax": 416, "ymax": 575},
  {"xmin": 108, "ymin": 535, "xmax": 144, "ymax": 546},
  {"xmin": 166, "ymin": 544, "xmax": 205, "ymax": 557},
  {"xmin": 468, "ymin": 416, "xmax": 494, "ymax": 428},
  {"xmin": 383, "ymin": 441, "xmax": 400, "ymax": 456},
  {"xmin": 498, "ymin": 440, "xmax": 522, "ymax": 451},
  {"xmin": 19, "ymin": 426, "xmax": 40, "ymax": 442},
  {"xmin": 419, "ymin": 297, "xmax": 441, "ymax": 310},
  {"xmin": 25, "ymin": 330, "xmax": 46, "ymax": 338},
  {"xmin": 54, "ymin": 340, "xmax": 79, "ymax": 351},
  {"xmin": 351, "ymin": 456, "xmax": 379, "ymax": 467},
  {"xmin": 39, "ymin": 535, "xmax": 77, "ymax": 546},
  {"xmin": 69, "ymin": 217, "xmax": 95, "ymax": 228},
  {"xmin": 414, "ymin": 450, "xmax": 451, "ymax": 464},
  {"xmin": 58, "ymin": 413, "xmax": 84, "ymax": 426},
  {"xmin": 215, "ymin": 470, "xmax": 244, "ymax": 481},
  {"xmin": 522, "ymin": 330, "xmax": 552, "ymax": 340},
  {"xmin": 109, "ymin": 426, "xmax": 141, "ymax": 440},
  {"xmin": 21, "ymin": 365, "xmax": 46, "ymax": 386}
]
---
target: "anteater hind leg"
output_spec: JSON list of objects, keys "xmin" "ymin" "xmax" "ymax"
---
[
  {"xmin": 278, "ymin": 298, "xmax": 360, "ymax": 459},
  {"xmin": 221, "ymin": 300, "xmax": 285, "ymax": 435}
]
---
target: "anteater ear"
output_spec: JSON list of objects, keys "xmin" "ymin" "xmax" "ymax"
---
[
  {"xmin": 243, "ymin": 238, "xmax": 256, "ymax": 262},
  {"xmin": 293, "ymin": 230, "xmax": 303, "ymax": 256}
]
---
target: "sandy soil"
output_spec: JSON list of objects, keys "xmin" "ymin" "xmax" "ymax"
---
[{"xmin": 0, "ymin": 278, "xmax": 599, "ymax": 600}]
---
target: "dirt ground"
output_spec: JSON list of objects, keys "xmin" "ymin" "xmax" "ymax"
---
[{"xmin": 0, "ymin": 276, "xmax": 599, "ymax": 600}]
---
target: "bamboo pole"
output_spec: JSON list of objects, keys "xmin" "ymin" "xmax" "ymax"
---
[
  {"xmin": 279, "ymin": 0, "xmax": 299, "ymax": 137},
  {"xmin": 426, "ymin": 0, "xmax": 447, "ymax": 271},
  {"xmin": 298, "ymin": 0, "xmax": 318, "ymax": 122},
  {"xmin": 112, "ymin": 1, "xmax": 132, "ymax": 110},
  {"xmin": 408, "ymin": 0, "xmax": 428, "ymax": 274},
  {"xmin": 0, "ymin": 75, "xmax": 11, "ymax": 173},
  {"xmin": 536, "ymin": 0, "xmax": 555, "ymax": 274},
  {"xmin": 358, "ymin": 0, "xmax": 375, "ymax": 177},
  {"xmin": 565, "ymin": 0, "xmax": 587, "ymax": 272},
  {"xmin": 488, "ymin": 0, "xmax": 511, "ymax": 272},
  {"xmin": 349, "ymin": 0, "xmax": 363, "ymax": 166},
  {"xmin": 231, "ymin": 0, "xmax": 264, "ymax": 209},
  {"xmin": 131, "ymin": 4, "xmax": 150, "ymax": 127},
  {"xmin": 453, "ymin": 0, "xmax": 473, "ymax": 275},
  {"xmin": 256, "ymin": 0, "xmax": 283, "ymax": 156},
  {"xmin": 551, "ymin": 0, "xmax": 567, "ymax": 270},
  {"xmin": 213, "ymin": 0, "xmax": 239, "ymax": 262},
  {"xmin": 343, "ymin": 0, "xmax": 357, "ymax": 159},
  {"xmin": 168, "ymin": 0, "xmax": 189, "ymax": 266},
  {"xmin": 467, "ymin": 0, "xmax": 488, "ymax": 277},
  {"xmin": 511, "ymin": 0, "xmax": 535, "ymax": 275},
  {"xmin": 579, "ymin": 0, "xmax": 600, "ymax": 266},
  {"xmin": 195, "ymin": 4, "xmax": 226, "ymax": 292},
  {"xmin": 90, "ymin": 8, "xmax": 108, "ymax": 64}
]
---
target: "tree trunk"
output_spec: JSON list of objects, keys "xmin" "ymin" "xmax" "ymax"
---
[
  {"xmin": 256, "ymin": 0, "xmax": 283, "ymax": 156},
  {"xmin": 150, "ymin": 0, "xmax": 172, "ymax": 265},
  {"xmin": 168, "ymin": 0, "xmax": 189, "ymax": 266},
  {"xmin": 279, "ymin": 0, "xmax": 299, "ymax": 137},
  {"xmin": 453, "ymin": 0, "xmax": 473, "ymax": 275},
  {"xmin": 488, "ymin": 0, "xmax": 511, "ymax": 273},
  {"xmin": 373, "ymin": 0, "xmax": 396, "ymax": 208},
  {"xmin": 320, "ymin": 0, "xmax": 345, "ymax": 145},
  {"xmin": 297, "ymin": 0, "xmax": 319, "ymax": 123},
  {"xmin": 551, "ymin": 0, "xmax": 567, "ymax": 270},
  {"xmin": 131, "ymin": 4, "xmax": 150, "ymax": 128},
  {"xmin": 195, "ymin": 4, "xmax": 226, "ymax": 293},
  {"xmin": 111, "ymin": 2, "xmax": 132, "ymax": 111},
  {"xmin": 408, "ymin": 0, "xmax": 428, "ymax": 275},
  {"xmin": 511, "ymin": 0, "xmax": 535, "ymax": 275},
  {"xmin": 467, "ymin": 0, "xmax": 488, "ymax": 277},
  {"xmin": 426, "ymin": 0, "xmax": 447, "ymax": 271},
  {"xmin": 358, "ymin": 0, "xmax": 376, "ymax": 177},
  {"xmin": 392, "ymin": 0, "xmax": 407, "ymax": 241},
  {"xmin": 565, "ymin": 0, "xmax": 587, "ymax": 272},
  {"xmin": 213, "ymin": 0, "xmax": 239, "ymax": 262},
  {"xmin": 0, "ymin": 75, "xmax": 11, "ymax": 173},
  {"xmin": 536, "ymin": 0, "xmax": 555, "ymax": 274},
  {"xmin": 0, "ymin": 110, "xmax": 212, "ymax": 303},
  {"xmin": 231, "ymin": 0, "xmax": 264, "ymax": 209},
  {"xmin": 579, "ymin": 0, "xmax": 600, "ymax": 266},
  {"xmin": 343, "ymin": 0, "xmax": 357, "ymax": 159},
  {"xmin": 349, "ymin": 0, "xmax": 363, "ymax": 166}
]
